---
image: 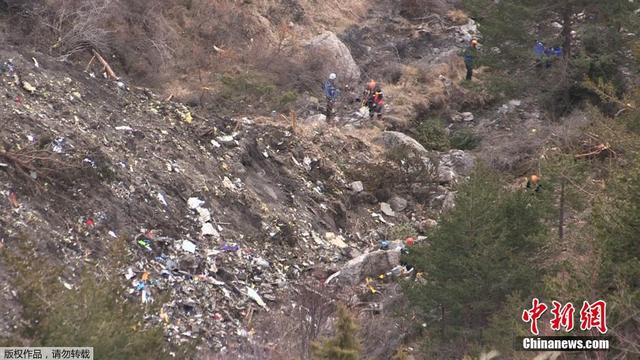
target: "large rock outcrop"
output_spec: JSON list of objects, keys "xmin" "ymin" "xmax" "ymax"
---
[
  {"xmin": 377, "ymin": 131, "xmax": 430, "ymax": 157},
  {"xmin": 333, "ymin": 249, "xmax": 401, "ymax": 285},
  {"xmin": 304, "ymin": 31, "xmax": 361, "ymax": 83}
]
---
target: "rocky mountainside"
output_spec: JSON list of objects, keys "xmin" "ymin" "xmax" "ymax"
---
[
  {"xmin": 0, "ymin": 41, "xmax": 474, "ymax": 355},
  {"xmin": 6, "ymin": 0, "xmax": 630, "ymax": 359}
]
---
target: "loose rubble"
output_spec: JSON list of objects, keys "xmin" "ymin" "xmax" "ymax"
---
[{"xmin": 0, "ymin": 47, "xmax": 470, "ymax": 353}]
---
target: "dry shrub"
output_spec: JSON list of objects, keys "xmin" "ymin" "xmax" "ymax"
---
[
  {"xmin": 399, "ymin": 0, "xmax": 453, "ymax": 18},
  {"xmin": 358, "ymin": 285, "xmax": 417, "ymax": 360},
  {"xmin": 203, "ymin": 283, "xmax": 339, "ymax": 360},
  {"xmin": 6, "ymin": 0, "xmax": 116, "ymax": 58},
  {"xmin": 446, "ymin": 9, "xmax": 468, "ymax": 25},
  {"xmin": 3, "ymin": 0, "xmax": 368, "ymax": 111}
]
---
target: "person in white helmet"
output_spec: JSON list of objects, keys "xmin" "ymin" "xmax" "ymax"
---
[{"xmin": 323, "ymin": 73, "xmax": 339, "ymax": 124}]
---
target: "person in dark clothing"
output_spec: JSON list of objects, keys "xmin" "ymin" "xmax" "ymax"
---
[
  {"xmin": 526, "ymin": 175, "xmax": 542, "ymax": 192},
  {"xmin": 368, "ymin": 86, "xmax": 384, "ymax": 120},
  {"xmin": 463, "ymin": 39, "xmax": 479, "ymax": 80}
]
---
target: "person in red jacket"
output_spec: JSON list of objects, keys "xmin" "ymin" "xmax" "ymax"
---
[{"xmin": 368, "ymin": 85, "xmax": 384, "ymax": 120}]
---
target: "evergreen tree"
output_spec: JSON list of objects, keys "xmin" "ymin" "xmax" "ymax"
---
[
  {"xmin": 595, "ymin": 159, "xmax": 640, "ymax": 288},
  {"xmin": 311, "ymin": 305, "xmax": 361, "ymax": 360},
  {"xmin": 462, "ymin": 0, "xmax": 639, "ymax": 113},
  {"xmin": 591, "ymin": 157, "xmax": 640, "ymax": 357},
  {"xmin": 404, "ymin": 167, "xmax": 549, "ymax": 354}
]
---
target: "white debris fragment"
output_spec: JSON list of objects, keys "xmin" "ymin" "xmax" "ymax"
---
[
  {"xmin": 125, "ymin": 268, "xmax": 136, "ymax": 280},
  {"xmin": 246, "ymin": 287, "xmax": 269, "ymax": 310},
  {"xmin": 22, "ymin": 81, "xmax": 36, "ymax": 93},
  {"xmin": 303, "ymin": 157, "xmax": 312, "ymax": 171},
  {"xmin": 216, "ymin": 135, "xmax": 234, "ymax": 144},
  {"xmin": 380, "ymin": 202, "xmax": 396, "ymax": 217},
  {"xmin": 253, "ymin": 257, "xmax": 270, "ymax": 268},
  {"xmin": 461, "ymin": 112, "xmax": 474, "ymax": 122},
  {"xmin": 115, "ymin": 126, "xmax": 133, "ymax": 131},
  {"xmin": 196, "ymin": 207, "xmax": 211, "ymax": 223},
  {"xmin": 188, "ymin": 197, "xmax": 205, "ymax": 209},
  {"xmin": 156, "ymin": 192, "xmax": 168, "ymax": 207},
  {"xmin": 201, "ymin": 223, "xmax": 220, "ymax": 237},
  {"xmin": 222, "ymin": 177, "xmax": 236, "ymax": 190},
  {"xmin": 181, "ymin": 240, "xmax": 197, "ymax": 253},
  {"xmin": 325, "ymin": 271, "xmax": 341, "ymax": 285},
  {"xmin": 61, "ymin": 280, "xmax": 73, "ymax": 290},
  {"xmin": 325, "ymin": 232, "xmax": 348, "ymax": 248}
]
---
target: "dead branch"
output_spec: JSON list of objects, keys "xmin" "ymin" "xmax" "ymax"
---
[
  {"xmin": 0, "ymin": 147, "xmax": 81, "ymax": 191},
  {"xmin": 85, "ymin": 55, "xmax": 96, "ymax": 72},
  {"xmin": 91, "ymin": 48, "xmax": 117, "ymax": 80},
  {"xmin": 575, "ymin": 143, "xmax": 615, "ymax": 159}
]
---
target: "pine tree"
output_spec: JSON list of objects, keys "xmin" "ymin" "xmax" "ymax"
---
[
  {"xmin": 311, "ymin": 305, "xmax": 361, "ymax": 360},
  {"xmin": 462, "ymin": 0, "xmax": 639, "ymax": 113},
  {"xmin": 404, "ymin": 167, "xmax": 549, "ymax": 353},
  {"xmin": 592, "ymin": 158, "xmax": 640, "ymax": 357}
]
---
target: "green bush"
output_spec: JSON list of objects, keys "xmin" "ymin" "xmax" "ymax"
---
[
  {"xmin": 220, "ymin": 73, "xmax": 276, "ymax": 103},
  {"xmin": 388, "ymin": 222, "xmax": 418, "ymax": 240},
  {"xmin": 276, "ymin": 90, "xmax": 298, "ymax": 111},
  {"xmin": 449, "ymin": 128, "xmax": 481, "ymax": 150},
  {"xmin": 312, "ymin": 305, "xmax": 361, "ymax": 360},
  {"xmin": 1, "ymin": 238, "xmax": 179, "ymax": 359},
  {"xmin": 218, "ymin": 73, "xmax": 299, "ymax": 112},
  {"xmin": 415, "ymin": 118, "xmax": 450, "ymax": 151}
]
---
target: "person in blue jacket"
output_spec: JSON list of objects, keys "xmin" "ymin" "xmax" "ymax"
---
[
  {"xmin": 534, "ymin": 40, "xmax": 545, "ymax": 67},
  {"xmin": 323, "ymin": 73, "xmax": 339, "ymax": 123}
]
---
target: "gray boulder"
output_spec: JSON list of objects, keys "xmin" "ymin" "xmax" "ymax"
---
[
  {"xmin": 335, "ymin": 249, "xmax": 401, "ymax": 285},
  {"xmin": 305, "ymin": 114, "xmax": 327, "ymax": 124},
  {"xmin": 389, "ymin": 196, "xmax": 408, "ymax": 212},
  {"xmin": 304, "ymin": 31, "xmax": 360, "ymax": 83},
  {"xmin": 350, "ymin": 181, "xmax": 364, "ymax": 193},
  {"xmin": 441, "ymin": 150, "xmax": 475, "ymax": 177},
  {"xmin": 377, "ymin": 131, "xmax": 429, "ymax": 157}
]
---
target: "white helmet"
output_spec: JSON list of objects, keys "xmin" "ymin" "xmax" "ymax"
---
[{"xmin": 329, "ymin": 73, "xmax": 337, "ymax": 80}]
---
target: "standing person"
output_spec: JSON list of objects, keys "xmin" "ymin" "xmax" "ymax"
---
[
  {"xmin": 362, "ymin": 80, "xmax": 384, "ymax": 119},
  {"xmin": 362, "ymin": 80, "xmax": 377, "ymax": 106},
  {"xmin": 323, "ymin": 73, "xmax": 339, "ymax": 123},
  {"xmin": 463, "ymin": 39, "xmax": 479, "ymax": 81},
  {"xmin": 368, "ymin": 85, "xmax": 384, "ymax": 120},
  {"xmin": 534, "ymin": 40, "xmax": 545, "ymax": 67}
]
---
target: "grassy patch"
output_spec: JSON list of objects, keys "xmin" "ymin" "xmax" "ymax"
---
[{"xmin": 415, "ymin": 118, "xmax": 450, "ymax": 151}]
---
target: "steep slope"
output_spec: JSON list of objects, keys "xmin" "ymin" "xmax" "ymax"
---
[{"xmin": 0, "ymin": 45, "xmax": 474, "ymax": 354}]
